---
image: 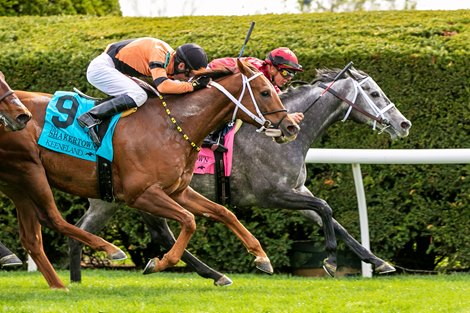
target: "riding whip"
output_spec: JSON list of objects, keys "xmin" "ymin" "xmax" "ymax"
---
[{"xmin": 238, "ymin": 21, "xmax": 256, "ymax": 57}]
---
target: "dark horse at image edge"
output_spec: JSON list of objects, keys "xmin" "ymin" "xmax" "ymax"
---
[{"xmin": 70, "ymin": 66, "xmax": 412, "ymax": 286}]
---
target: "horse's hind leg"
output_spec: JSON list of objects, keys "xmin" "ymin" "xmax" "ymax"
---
[
  {"xmin": 140, "ymin": 212, "xmax": 233, "ymax": 286},
  {"xmin": 173, "ymin": 187, "xmax": 273, "ymax": 274},
  {"xmin": 21, "ymin": 173, "xmax": 126, "ymax": 261},
  {"xmin": 333, "ymin": 219, "xmax": 395, "ymax": 273},
  {"xmin": 300, "ymin": 210, "xmax": 395, "ymax": 274},
  {"xmin": 0, "ymin": 240, "xmax": 22, "ymax": 267},
  {"xmin": 69, "ymin": 198, "xmax": 121, "ymax": 283},
  {"xmin": 15, "ymin": 201, "xmax": 66, "ymax": 289}
]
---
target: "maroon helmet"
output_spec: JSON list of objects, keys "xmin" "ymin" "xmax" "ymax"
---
[{"xmin": 266, "ymin": 47, "xmax": 303, "ymax": 72}]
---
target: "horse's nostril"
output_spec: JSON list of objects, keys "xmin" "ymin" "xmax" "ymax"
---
[
  {"xmin": 287, "ymin": 125, "xmax": 299, "ymax": 134},
  {"xmin": 17, "ymin": 114, "xmax": 31, "ymax": 124}
]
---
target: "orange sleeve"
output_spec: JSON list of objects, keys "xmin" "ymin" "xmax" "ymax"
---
[{"xmin": 156, "ymin": 79, "xmax": 194, "ymax": 94}]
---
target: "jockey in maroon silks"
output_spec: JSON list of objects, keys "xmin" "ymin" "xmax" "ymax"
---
[{"xmin": 209, "ymin": 47, "xmax": 304, "ymax": 124}]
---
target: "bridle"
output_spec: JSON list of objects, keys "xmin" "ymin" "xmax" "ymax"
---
[
  {"xmin": 0, "ymin": 88, "xmax": 15, "ymax": 125},
  {"xmin": 210, "ymin": 72, "xmax": 287, "ymax": 134},
  {"xmin": 0, "ymin": 82, "xmax": 31, "ymax": 129},
  {"xmin": 0, "ymin": 89, "xmax": 14, "ymax": 103},
  {"xmin": 302, "ymin": 65, "xmax": 394, "ymax": 131},
  {"xmin": 156, "ymin": 71, "xmax": 287, "ymax": 151},
  {"xmin": 319, "ymin": 75, "xmax": 394, "ymax": 130}
]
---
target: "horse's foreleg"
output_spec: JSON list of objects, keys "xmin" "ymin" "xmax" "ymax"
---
[
  {"xmin": 15, "ymin": 202, "xmax": 67, "ymax": 289},
  {"xmin": 140, "ymin": 212, "xmax": 232, "ymax": 286},
  {"xmin": 173, "ymin": 187, "xmax": 273, "ymax": 274},
  {"xmin": 130, "ymin": 185, "xmax": 196, "ymax": 274},
  {"xmin": 69, "ymin": 198, "xmax": 121, "ymax": 283},
  {"xmin": 300, "ymin": 210, "xmax": 395, "ymax": 274}
]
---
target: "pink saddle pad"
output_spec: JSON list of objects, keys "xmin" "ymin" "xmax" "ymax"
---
[{"xmin": 194, "ymin": 126, "xmax": 236, "ymax": 177}]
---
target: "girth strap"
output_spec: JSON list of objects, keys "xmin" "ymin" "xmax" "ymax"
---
[{"xmin": 96, "ymin": 113, "xmax": 114, "ymax": 202}]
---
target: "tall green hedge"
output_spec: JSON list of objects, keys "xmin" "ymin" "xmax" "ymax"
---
[
  {"xmin": 0, "ymin": 0, "xmax": 120, "ymax": 16},
  {"xmin": 0, "ymin": 10, "xmax": 469, "ymax": 273}
]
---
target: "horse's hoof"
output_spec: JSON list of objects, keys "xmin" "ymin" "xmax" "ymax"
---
[
  {"xmin": 214, "ymin": 275, "xmax": 233, "ymax": 287},
  {"xmin": 109, "ymin": 250, "xmax": 127, "ymax": 261},
  {"xmin": 254, "ymin": 256, "xmax": 273, "ymax": 274},
  {"xmin": 322, "ymin": 258, "xmax": 337, "ymax": 277},
  {"xmin": 375, "ymin": 262, "xmax": 396, "ymax": 274},
  {"xmin": 0, "ymin": 254, "xmax": 22, "ymax": 267},
  {"xmin": 143, "ymin": 258, "xmax": 159, "ymax": 275}
]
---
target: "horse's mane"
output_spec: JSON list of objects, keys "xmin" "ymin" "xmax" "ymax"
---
[
  {"xmin": 194, "ymin": 60, "xmax": 260, "ymax": 81},
  {"xmin": 193, "ymin": 67, "xmax": 235, "ymax": 81},
  {"xmin": 311, "ymin": 68, "xmax": 367, "ymax": 84}
]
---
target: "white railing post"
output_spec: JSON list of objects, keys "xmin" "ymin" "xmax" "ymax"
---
[
  {"xmin": 27, "ymin": 254, "xmax": 37, "ymax": 272},
  {"xmin": 351, "ymin": 163, "xmax": 372, "ymax": 277}
]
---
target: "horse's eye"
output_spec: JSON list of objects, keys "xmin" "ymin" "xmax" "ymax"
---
[
  {"xmin": 370, "ymin": 91, "xmax": 380, "ymax": 98},
  {"xmin": 261, "ymin": 91, "xmax": 270, "ymax": 97}
]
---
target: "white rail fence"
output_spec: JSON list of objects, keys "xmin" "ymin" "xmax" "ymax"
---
[{"xmin": 305, "ymin": 148, "xmax": 470, "ymax": 277}]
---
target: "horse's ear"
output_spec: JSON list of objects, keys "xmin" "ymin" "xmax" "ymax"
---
[
  {"xmin": 0, "ymin": 71, "xmax": 4, "ymax": 80},
  {"xmin": 237, "ymin": 58, "xmax": 254, "ymax": 77}
]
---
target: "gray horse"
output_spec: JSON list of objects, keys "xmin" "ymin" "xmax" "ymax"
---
[{"xmin": 69, "ymin": 67, "xmax": 411, "ymax": 285}]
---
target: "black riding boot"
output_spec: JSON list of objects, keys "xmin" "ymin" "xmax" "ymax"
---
[{"xmin": 77, "ymin": 94, "xmax": 137, "ymax": 147}]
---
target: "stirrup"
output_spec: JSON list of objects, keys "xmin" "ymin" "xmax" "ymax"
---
[
  {"xmin": 77, "ymin": 113, "xmax": 101, "ymax": 129},
  {"xmin": 202, "ymin": 139, "xmax": 228, "ymax": 153}
]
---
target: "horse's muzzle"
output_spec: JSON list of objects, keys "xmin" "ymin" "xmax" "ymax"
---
[
  {"xmin": 0, "ymin": 112, "xmax": 32, "ymax": 131},
  {"xmin": 264, "ymin": 123, "xmax": 299, "ymax": 144}
]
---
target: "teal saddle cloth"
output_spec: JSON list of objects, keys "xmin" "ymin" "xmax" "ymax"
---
[{"xmin": 38, "ymin": 91, "xmax": 121, "ymax": 162}]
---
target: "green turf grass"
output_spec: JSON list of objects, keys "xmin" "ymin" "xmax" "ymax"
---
[{"xmin": 0, "ymin": 270, "xmax": 468, "ymax": 313}]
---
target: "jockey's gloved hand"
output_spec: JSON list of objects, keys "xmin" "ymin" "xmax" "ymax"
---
[{"xmin": 192, "ymin": 76, "xmax": 211, "ymax": 91}]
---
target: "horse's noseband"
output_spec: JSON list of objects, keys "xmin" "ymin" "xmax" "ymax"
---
[{"xmin": 318, "ymin": 77, "xmax": 394, "ymax": 129}]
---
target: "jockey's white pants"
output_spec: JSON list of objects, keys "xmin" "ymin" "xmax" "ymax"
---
[{"xmin": 86, "ymin": 53, "xmax": 148, "ymax": 106}]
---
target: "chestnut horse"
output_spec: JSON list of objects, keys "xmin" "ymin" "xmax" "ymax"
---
[
  {"xmin": 0, "ymin": 71, "xmax": 32, "ymax": 267},
  {"xmin": 0, "ymin": 60, "xmax": 299, "ymax": 289}
]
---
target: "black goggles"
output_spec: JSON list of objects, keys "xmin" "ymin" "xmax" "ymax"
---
[{"xmin": 277, "ymin": 68, "xmax": 296, "ymax": 78}]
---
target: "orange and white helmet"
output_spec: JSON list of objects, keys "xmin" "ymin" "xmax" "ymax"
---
[{"xmin": 266, "ymin": 47, "xmax": 303, "ymax": 72}]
